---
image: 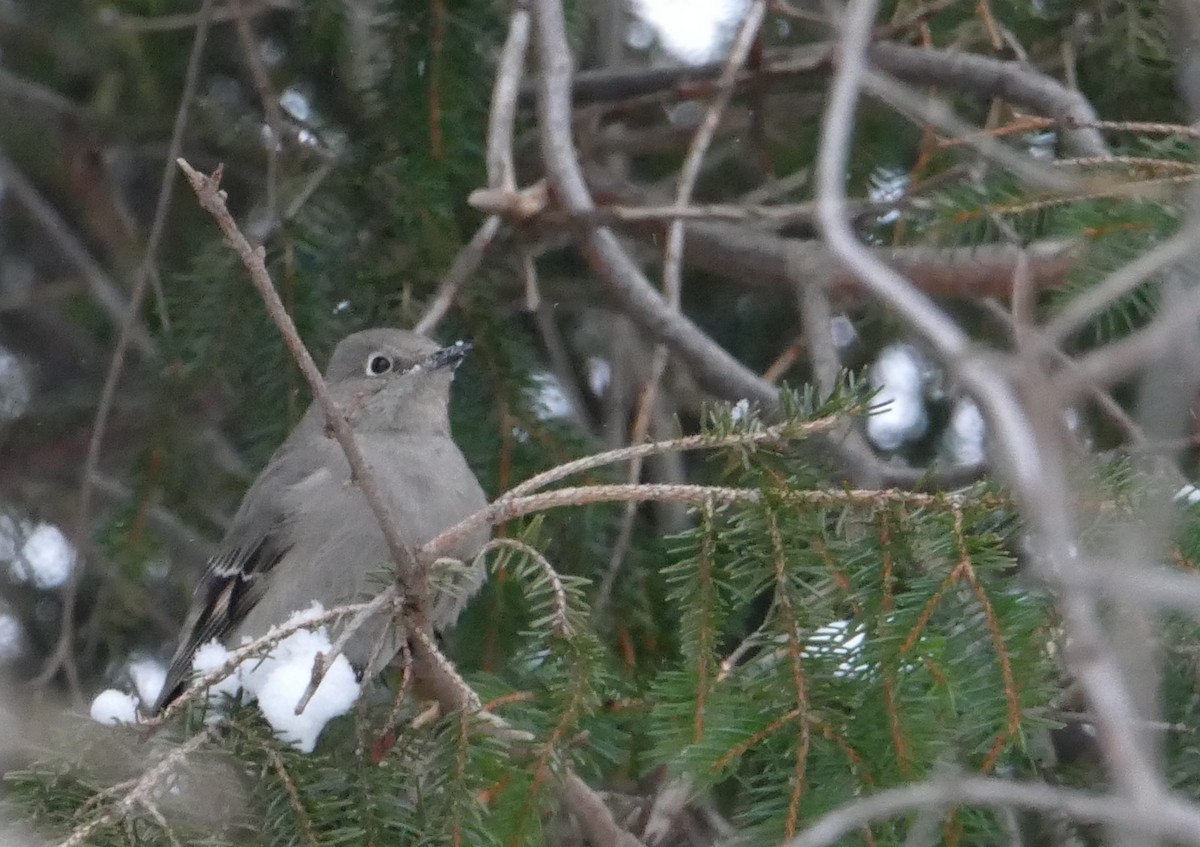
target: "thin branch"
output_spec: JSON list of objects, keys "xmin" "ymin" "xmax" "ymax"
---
[
  {"xmin": 586, "ymin": 169, "xmax": 1080, "ymax": 302},
  {"xmin": 562, "ymin": 772, "xmax": 649, "ymax": 847},
  {"xmin": 413, "ymin": 215, "xmax": 502, "ymax": 335},
  {"xmin": 176, "ymin": 159, "xmax": 425, "ymax": 610},
  {"xmin": 782, "ymin": 777, "xmax": 1200, "ymax": 847},
  {"xmin": 527, "ymin": 40, "xmax": 1110, "ymax": 156},
  {"xmin": 149, "ymin": 600, "xmax": 377, "ymax": 725},
  {"xmin": 663, "ymin": 0, "xmax": 767, "ymax": 304},
  {"xmin": 595, "ymin": 346, "xmax": 668, "ymax": 617},
  {"xmin": 231, "ymin": 0, "xmax": 284, "ymax": 224},
  {"xmin": 596, "ymin": 5, "xmax": 768, "ymax": 614},
  {"xmin": 507, "ymin": 416, "xmax": 839, "ymax": 497},
  {"xmin": 0, "ymin": 150, "xmax": 154, "ymax": 356},
  {"xmin": 1045, "ymin": 221, "xmax": 1200, "ymax": 344},
  {"xmin": 53, "ymin": 728, "xmax": 216, "ymax": 847},
  {"xmin": 866, "ymin": 42, "xmax": 1110, "ymax": 157},
  {"xmin": 293, "ymin": 587, "xmax": 401, "ymax": 716},
  {"xmin": 862, "ymin": 69, "xmax": 1077, "ymax": 191},
  {"xmin": 531, "ymin": 0, "xmax": 781, "ymax": 410},
  {"xmin": 416, "ymin": 2, "xmax": 528, "ymax": 335},
  {"xmin": 487, "ymin": 4, "xmax": 530, "ymax": 191},
  {"xmin": 35, "ymin": 0, "xmax": 215, "ymax": 696},
  {"xmin": 107, "ymin": 0, "xmax": 296, "ymax": 33},
  {"xmin": 816, "ymin": 0, "xmax": 1162, "ymax": 808}
]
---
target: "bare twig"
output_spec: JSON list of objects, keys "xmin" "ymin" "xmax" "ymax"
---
[
  {"xmin": 528, "ymin": 39, "xmax": 1111, "ymax": 156},
  {"xmin": 531, "ymin": 0, "xmax": 780, "ymax": 410},
  {"xmin": 35, "ymin": 0, "xmax": 215, "ymax": 696},
  {"xmin": 176, "ymin": 159, "xmax": 425, "ymax": 608},
  {"xmin": 416, "ymin": 2, "xmax": 529, "ymax": 335},
  {"xmin": 1045, "ymin": 222, "xmax": 1200, "ymax": 344},
  {"xmin": 595, "ymin": 3, "xmax": 766, "ymax": 612},
  {"xmin": 487, "ymin": 4, "xmax": 530, "ymax": 191},
  {"xmin": 230, "ymin": 0, "xmax": 284, "ymax": 223},
  {"xmin": 507, "ymin": 415, "xmax": 839, "ymax": 498},
  {"xmin": 781, "ymin": 776, "xmax": 1200, "ymax": 847},
  {"xmin": 413, "ymin": 215, "xmax": 502, "ymax": 335},
  {"xmin": 53, "ymin": 728, "xmax": 216, "ymax": 847},
  {"xmin": 106, "ymin": 0, "xmax": 295, "ymax": 32},
  {"xmin": 662, "ymin": 0, "xmax": 767, "ymax": 303},
  {"xmin": 0, "ymin": 151, "xmax": 154, "ymax": 356},
  {"xmin": 293, "ymin": 587, "xmax": 400, "ymax": 715},
  {"xmin": 816, "ymin": 0, "xmax": 1162, "ymax": 808}
]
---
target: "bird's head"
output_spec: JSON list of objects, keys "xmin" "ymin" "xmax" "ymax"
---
[{"xmin": 324, "ymin": 328, "xmax": 471, "ymax": 433}]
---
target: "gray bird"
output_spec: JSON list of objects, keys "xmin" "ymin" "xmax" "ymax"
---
[{"xmin": 153, "ymin": 328, "xmax": 488, "ymax": 713}]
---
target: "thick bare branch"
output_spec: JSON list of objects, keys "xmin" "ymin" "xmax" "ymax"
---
[{"xmin": 782, "ymin": 777, "xmax": 1200, "ymax": 847}]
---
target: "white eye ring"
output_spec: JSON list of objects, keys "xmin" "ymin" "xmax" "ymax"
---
[{"xmin": 365, "ymin": 353, "xmax": 392, "ymax": 376}]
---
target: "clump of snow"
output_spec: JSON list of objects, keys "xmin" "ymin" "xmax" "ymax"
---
[
  {"xmin": 198, "ymin": 604, "xmax": 361, "ymax": 752},
  {"xmin": 586, "ymin": 357, "xmax": 612, "ymax": 398},
  {"xmin": 128, "ymin": 657, "xmax": 167, "ymax": 708},
  {"xmin": 866, "ymin": 344, "xmax": 929, "ymax": 451},
  {"xmin": 632, "ymin": 0, "xmax": 751, "ymax": 63},
  {"xmin": 946, "ymin": 399, "xmax": 986, "ymax": 467},
  {"xmin": 805, "ymin": 620, "xmax": 868, "ymax": 678},
  {"xmin": 191, "ymin": 641, "xmax": 243, "ymax": 704},
  {"xmin": 254, "ymin": 647, "xmax": 360, "ymax": 753},
  {"xmin": 90, "ymin": 689, "xmax": 138, "ymax": 725},
  {"xmin": 1176, "ymin": 484, "xmax": 1200, "ymax": 505},
  {"xmin": 86, "ymin": 605, "xmax": 361, "ymax": 752},
  {"xmin": 0, "ymin": 613, "xmax": 23, "ymax": 662},
  {"xmin": 8, "ymin": 522, "xmax": 74, "ymax": 589},
  {"xmin": 528, "ymin": 371, "xmax": 573, "ymax": 421}
]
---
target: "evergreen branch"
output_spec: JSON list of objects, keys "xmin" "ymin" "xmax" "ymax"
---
[
  {"xmin": 407, "ymin": 620, "xmax": 646, "ymax": 846},
  {"xmin": 475, "ymin": 537, "xmax": 573, "ymax": 637},
  {"xmin": 506, "ymin": 416, "xmax": 841, "ymax": 498},
  {"xmin": 263, "ymin": 744, "xmax": 320, "ymax": 847},
  {"xmin": 766, "ymin": 508, "xmax": 810, "ymax": 838},
  {"xmin": 782, "ymin": 776, "xmax": 1200, "ymax": 847},
  {"xmin": 952, "ymin": 510, "xmax": 1021, "ymax": 772},
  {"xmin": 710, "ymin": 709, "xmax": 803, "ymax": 772},
  {"xmin": 692, "ymin": 502, "xmax": 717, "ymax": 745},
  {"xmin": 426, "ymin": 482, "xmax": 997, "ymax": 559},
  {"xmin": 52, "ymin": 727, "xmax": 216, "ymax": 847}
]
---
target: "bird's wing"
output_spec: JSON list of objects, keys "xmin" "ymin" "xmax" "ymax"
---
[
  {"xmin": 153, "ymin": 434, "xmax": 322, "ymax": 713},
  {"xmin": 152, "ymin": 532, "xmax": 288, "ymax": 712}
]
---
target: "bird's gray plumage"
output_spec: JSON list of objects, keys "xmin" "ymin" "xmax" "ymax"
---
[{"xmin": 154, "ymin": 329, "xmax": 488, "ymax": 712}]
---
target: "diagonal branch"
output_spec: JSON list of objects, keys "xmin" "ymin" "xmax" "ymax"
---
[{"xmin": 176, "ymin": 159, "xmax": 424, "ymax": 609}]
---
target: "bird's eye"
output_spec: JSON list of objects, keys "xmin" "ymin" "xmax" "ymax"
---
[{"xmin": 365, "ymin": 354, "xmax": 392, "ymax": 376}]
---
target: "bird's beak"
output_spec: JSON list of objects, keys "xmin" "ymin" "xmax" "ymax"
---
[{"xmin": 420, "ymin": 340, "xmax": 473, "ymax": 371}]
